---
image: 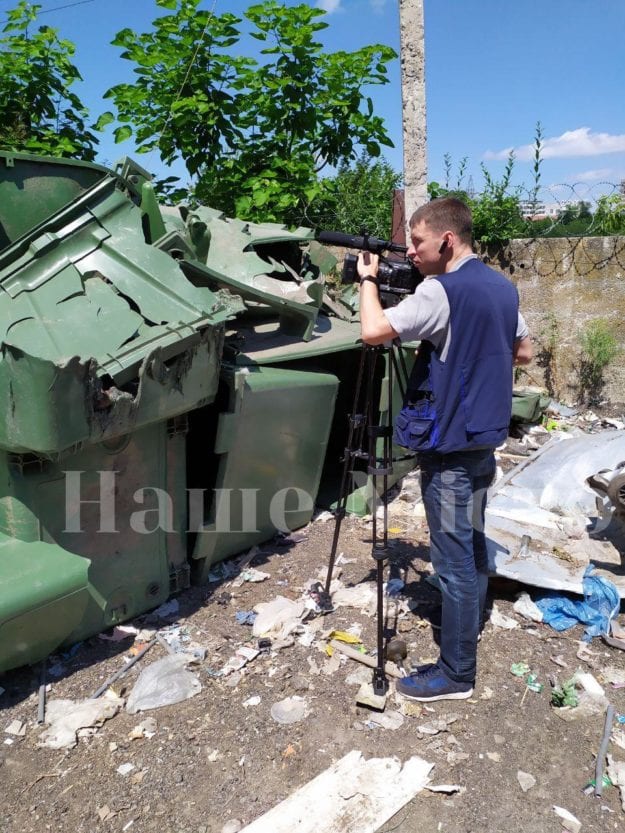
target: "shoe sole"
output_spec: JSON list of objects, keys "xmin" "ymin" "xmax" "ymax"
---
[{"xmin": 396, "ymin": 687, "xmax": 474, "ymax": 702}]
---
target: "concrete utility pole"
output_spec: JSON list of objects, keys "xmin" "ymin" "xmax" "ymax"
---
[{"xmin": 399, "ymin": 0, "xmax": 427, "ymax": 228}]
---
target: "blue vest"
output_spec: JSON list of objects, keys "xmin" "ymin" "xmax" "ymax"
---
[{"xmin": 397, "ymin": 259, "xmax": 518, "ymax": 454}]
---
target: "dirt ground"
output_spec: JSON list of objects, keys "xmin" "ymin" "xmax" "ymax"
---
[{"xmin": 2, "ymin": 486, "xmax": 625, "ymax": 833}]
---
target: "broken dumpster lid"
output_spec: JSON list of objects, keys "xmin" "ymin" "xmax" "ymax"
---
[{"xmin": 486, "ymin": 430, "xmax": 625, "ymax": 597}]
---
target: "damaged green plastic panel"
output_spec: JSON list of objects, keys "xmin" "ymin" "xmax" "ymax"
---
[
  {"xmin": 0, "ymin": 418, "xmax": 188, "ymax": 662},
  {"xmin": 0, "ymin": 534, "xmax": 90, "ymax": 672},
  {"xmin": 192, "ymin": 365, "xmax": 338, "ymax": 581},
  {"xmin": 0, "ymin": 153, "xmax": 231, "ymax": 454}
]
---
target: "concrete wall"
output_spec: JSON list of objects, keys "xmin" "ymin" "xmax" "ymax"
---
[{"xmin": 483, "ymin": 236, "xmax": 625, "ymax": 405}]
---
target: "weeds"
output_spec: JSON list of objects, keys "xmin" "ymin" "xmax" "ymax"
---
[{"xmin": 578, "ymin": 319, "xmax": 619, "ymax": 404}]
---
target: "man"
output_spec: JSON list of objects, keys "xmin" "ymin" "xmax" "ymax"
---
[{"xmin": 357, "ymin": 197, "xmax": 532, "ymax": 702}]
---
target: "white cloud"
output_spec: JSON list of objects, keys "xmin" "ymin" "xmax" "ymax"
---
[
  {"xmin": 484, "ymin": 128, "xmax": 625, "ymax": 162},
  {"xmin": 571, "ymin": 168, "xmax": 617, "ymax": 183},
  {"xmin": 370, "ymin": 0, "xmax": 389, "ymax": 12},
  {"xmin": 317, "ymin": 0, "xmax": 342, "ymax": 12}
]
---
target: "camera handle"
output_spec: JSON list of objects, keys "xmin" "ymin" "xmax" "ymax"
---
[{"xmin": 321, "ymin": 340, "xmax": 411, "ymax": 696}]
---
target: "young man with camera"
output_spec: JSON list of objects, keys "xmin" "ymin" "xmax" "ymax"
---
[{"xmin": 357, "ymin": 197, "xmax": 532, "ymax": 702}]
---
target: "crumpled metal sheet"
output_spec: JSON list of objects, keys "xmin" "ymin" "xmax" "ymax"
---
[{"xmin": 486, "ymin": 430, "xmax": 625, "ymax": 597}]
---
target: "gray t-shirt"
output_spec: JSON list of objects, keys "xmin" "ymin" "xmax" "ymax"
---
[{"xmin": 384, "ymin": 255, "xmax": 528, "ymax": 361}]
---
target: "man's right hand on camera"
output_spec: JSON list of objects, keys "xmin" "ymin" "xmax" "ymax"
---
[{"xmin": 357, "ymin": 252, "xmax": 380, "ymax": 281}]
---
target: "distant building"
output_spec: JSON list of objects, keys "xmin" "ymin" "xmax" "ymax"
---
[{"xmin": 519, "ymin": 199, "xmax": 577, "ymax": 221}]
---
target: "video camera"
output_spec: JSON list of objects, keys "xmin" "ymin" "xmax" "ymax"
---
[{"xmin": 317, "ymin": 230, "xmax": 423, "ymax": 304}]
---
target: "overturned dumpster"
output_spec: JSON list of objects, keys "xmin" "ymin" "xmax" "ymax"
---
[{"xmin": 0, "ymin": 152, "xmax": 412, "ymax": 672}]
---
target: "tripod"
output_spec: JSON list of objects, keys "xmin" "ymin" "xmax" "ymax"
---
[{"xmin": 321, "ymin": 340, "xmax": 412, "ymax": 696}]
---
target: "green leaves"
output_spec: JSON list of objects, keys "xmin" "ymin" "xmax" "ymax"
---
[
  {"xmin": 0, "ymin": 1, "xmax": 98, "ymax": 160},
  {"xmin": 104, "ymin": 0, "xmax": 396, "ymax": 224}
]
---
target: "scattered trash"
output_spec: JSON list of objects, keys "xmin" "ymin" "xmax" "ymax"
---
[
  {"xmin": 126, "ymin": 654, "xmax": 201, "ymax": 713},
  {"xmin": 39, "ymin": 694, "xmax": 123, "ymax": 749},
  {"xmin": 594, "ymin": 704, "xmax": 616, "ymax": 798},
  {"xmin": 5, "ymin": 720, "xmax": 25, "ymax": 736},
  {"xmin": 231, "ymin": 568, "xmax": 271, "ymax": 587},
  {"xmin": 235, "ymin": 611, "xmax": 257, "ymax": 626},
  {"xmin": 329, "ymin": 640, "xmax": 402, "ymax": 679},
  {"xmin": 385, "ymin": 578, "xmax": 405, "ymax": 597},
  {"xmin": 582, "ymin": 774, "xmax": 613, "ymax": 795},
  {"xmin": 116, "ymin": 763, "xmax": 136, "ymax": 777},
  {"xmin": 607, "ymin": 754, "xmax": 625, "ymax": 810},
  {"xmin": 536, "ymin": 566, "xmax": 620, "ymax": 641},
  {"xmin": 235, "ymin": 750, "xmax": 432, "ymax": 833},
  {"xmin": 151, "ymin": 599, "xmax": 180, "ymax": 619},
  {"xmin": 312, "ymin": 510, "xmax": 334, "ymax": 523},
  {"xmin": 243, "ymin": 696, "xmax": 261, "ymax": 708},
  {"xmin": 510, "ymin": 662, "xmax": 531, "ymax": 677},
  {"xmin": 99, "ymin": 625, "xmax": 139, "ymax": 642},
  {"xmin": 252, "ymin": 596, "xmax": 306, "ymax": 640},
  {"xmin": 219, "ymin": 646, "xmax": 260, "ymax": 677},
  {"xmin": 602, "ymin": 666, "xmax": 625, "ymax": 687},
  {"xmin": 365, "ymin": 711, "xmax": 404, "ymax": 731},
  {"xmin": 92, "ymin": 638, "xmax": 156, "ymax": 699},
  {"xmin": 417, "ymin": 715, "xmax": 459, "ymax": 736},
  {"xmin": 270, "ymin": 696, "xmax": 310, "ymax": 725},
  {"xmin": 550, "ymin": 655, "xmax": 568, "ymax": 669},
  {"xmin": 553, "ymin": 805, "xmax": 581, "ymax": 833},
  {"xmin": 513, "ymin": 592, "xmax": 543, "ymax": 623},
  {"xmin": 489, "ymin": 604, "xmax": 519, "ymax": 630},
  {"xmin": 128, "ymin": 717, "xmax": 157, "ymax": 740},
  {"xmin": 517, "ymin": 771, "xmax": 536, "ymax": 792}
]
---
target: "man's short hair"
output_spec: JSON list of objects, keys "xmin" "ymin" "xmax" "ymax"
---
[{"xmin": 409, "ymin": 197, "xmax": 473, "ymax": 245}]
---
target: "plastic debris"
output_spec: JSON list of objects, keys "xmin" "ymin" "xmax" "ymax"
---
[
  {"xmin": 231, "ymin": 568, "xmax": 271, "ymax": 587},
  {"xmin": 39, "ymin": 695, "xmax": 123, "ymax": 749},
  {"xmin": 517, "ymin": 771, "xmax": 536, "ymax": 792},
  {"xmin": 270, "ymin": 696, "xmax": 310, "ymax": 725},
  {"xmin": 553, "ymin": 805, "xmax": 581, "ymax": 833},
  {"xmin": 510, "ymin": 662, "xmax": 531, "ymax": 677},
  {"xmin": 128, "ymin": 717, "xmax": 157, "ymax": 740},
  {"xmin": 126, "ymin": 654, "xmax": 201, "ymax": 713},
  {"xmin": 513, "ymin": 592, "xmax": 544, "ymax": 623},
  {"xmin": 252, "ymin": 596, "xmax": 306, "ymax": 640},
  {"xmin": 220, "ymin": 646, "xmax": 260, "ymax": 677},
  {"xmin": 536, "ymin": 565, "xmax": 620, "ymax": 641},
  {"xmin": 243, "ymin": 696, "xmax": 261, "ymax": 708},
  {"xmin": 99, "ymin": 625, "xmax": 139, "ymax": 642},
  {"xmin": 385, "ymin": 578, "xmax": 405, "ymax": 597},
  {"xmin": 235, "ymin": 611, "xmax": 257, "ymax": 626},
  {"xmin": 489, "ymin": 604, "xmax": 519, "ymax": 629},
  {"xmin": 151, "ymin": 599, "xmax": 180, "ymax": 619}
]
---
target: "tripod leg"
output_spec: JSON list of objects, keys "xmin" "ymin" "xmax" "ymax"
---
[{"xmin": 322, "ymin": 345, "xmax": 369, "ymax": 602}]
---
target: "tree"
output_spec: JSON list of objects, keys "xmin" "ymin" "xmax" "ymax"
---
[
  {"xmin": 309, "ymin": 154, "xmax": 402, "ymax": 238},
  {"xmin": 103, "ymin": 0, "xmax": 396, "ymax": 224},
  {"xmin": 0, "ymin": 1, "xmax": 98, "ymax": 159}
]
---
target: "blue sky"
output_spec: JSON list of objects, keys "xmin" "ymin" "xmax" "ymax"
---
[{"xmin": 5, "ymin": 0, "xmax": 625, "ymax": 201}]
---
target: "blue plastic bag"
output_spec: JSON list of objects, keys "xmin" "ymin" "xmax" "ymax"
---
[{"xmin": 535, "ymin": 565, "xmax": 620, "ymax": 642}]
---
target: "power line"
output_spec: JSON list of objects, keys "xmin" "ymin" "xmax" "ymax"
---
[{"xmin": 1, "ymin": 0, "xmax": 95, "ymax": 18}]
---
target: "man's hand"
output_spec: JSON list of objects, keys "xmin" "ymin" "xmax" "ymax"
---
[
  {"xmin": 357, "ymin": 252, "xmax": 399, "ymax": 345},
  {"xmin": 357, "ymin": 252, "xmax": 379, "ymax": 280}
]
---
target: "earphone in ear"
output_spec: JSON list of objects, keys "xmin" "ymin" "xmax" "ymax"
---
[{"xmin": 438, "ymin": 239, "xmax": 448, "ymax": 254}]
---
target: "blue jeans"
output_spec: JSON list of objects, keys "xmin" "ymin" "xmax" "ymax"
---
[{"xmin": 419, "ymin": 449, "xmax": 496, "ymax": 683}]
